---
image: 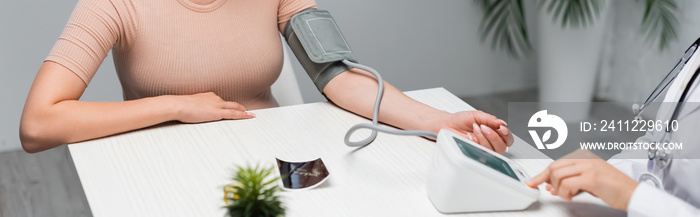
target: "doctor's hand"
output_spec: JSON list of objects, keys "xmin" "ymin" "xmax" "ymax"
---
[
  {"xmin": 438, "ymin": 110, "xmax": 513, "ymax": 153},
  {"xmin": 526, "ymin": 150, "xmax": 639, "ymax": 210}
]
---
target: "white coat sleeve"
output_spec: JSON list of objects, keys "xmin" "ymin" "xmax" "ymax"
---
[{"xmin": 627, "ymin": 183, "xmax": 700, "ymax": 217}]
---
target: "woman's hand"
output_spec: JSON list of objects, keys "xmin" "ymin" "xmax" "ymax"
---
[
  {"xmin": 527, "ymin": 150, "xmax": 639, "ymax": 210},
  {"xmin": 171, "ymin": 92, "xmax": 255, "ymax": 123},
  {"xmin": 438, "ymin": 110, "xmax": 513, "ymax": 153}
]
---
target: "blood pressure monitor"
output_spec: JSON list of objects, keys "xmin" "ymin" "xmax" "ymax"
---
[{"xmin": 426, "ymin": 130, "xmax": 539, "ymax": 213}]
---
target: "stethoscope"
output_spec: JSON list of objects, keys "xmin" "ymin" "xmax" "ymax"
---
[{"xmin": 632, "ymin": 40, "xmax": 700, "ymax": 189}]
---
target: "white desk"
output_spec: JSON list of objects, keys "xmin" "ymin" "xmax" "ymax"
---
[{"xmin": 68, "ymin": 88, "xmax": 625, "ymax": 216}]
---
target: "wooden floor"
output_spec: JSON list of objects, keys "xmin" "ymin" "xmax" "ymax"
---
[{"xmin": 0, "ymin": 146, "xmax": 92, "ymax": 217}]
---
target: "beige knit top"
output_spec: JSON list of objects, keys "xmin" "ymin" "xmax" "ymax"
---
[{"xmin": 46, "ymin": 0, "xmax": 316, "ymax": 109}]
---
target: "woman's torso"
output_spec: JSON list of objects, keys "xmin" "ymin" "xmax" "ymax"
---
[{"xmin": 113, "ymin": 0, "xmax": 285, "ymax": 109}]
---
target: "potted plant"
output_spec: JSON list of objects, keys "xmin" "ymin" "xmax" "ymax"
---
[
  {"xmin": 224, "ymin": 165, "xmax": 284, "ymax": 217},
  {"xmin": 475, "ymin": 0, "xmax": 679, "ymax": 121}
]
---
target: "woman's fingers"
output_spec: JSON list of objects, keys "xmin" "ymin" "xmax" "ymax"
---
[
  {"xmin": 471, "ymin": 110, "xmax": 498, "ymax": 125},
  {"xmin": 176, "ymin": 92, "xmax": 257, "ymax": 122},
  {"xmin": 472, "ymin": 123, "xmax": 495, "ymax": 151},
  {"xmin": 221, "ymin": 101, "xmax": 247, "ymax": 111},
  {"xmin": 222, "ymin": 109, "xmax": 255, "ymax": 120},
  {"xmin": 467, "ymin": 132, "xmax": 479, "ymax": 144},
  {"xmin": 447, "ymin": 128, "xmax": 479, "ymax": 144},
  {"xmin": 470, "ymin": 111, "xmax": 512, "ymax": 147},
  {"xmin": 220, "ymin": 100, "xmax": 252, "ymax": 119},
  {"xmin": 472, "ymin": 110, "xmax": 506, "ymax": 129},
  {"xmin": 498, "ymin": 126, "xmax": 514, "ymax": 147},
  {"xmin": 477, "ymin": 124, "xmax": 507, "ymax": 153}
]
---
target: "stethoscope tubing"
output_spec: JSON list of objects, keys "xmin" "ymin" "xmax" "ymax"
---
[{"xmin": 636, "ymin": 38, "xmax": 700, "ymax": 187}]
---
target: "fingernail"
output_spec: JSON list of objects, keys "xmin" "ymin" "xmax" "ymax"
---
[
  {"xmin": 480, "ymin": 124, "xmax": 492, "ymax": 135},
  {"xmin": 499, "ymin": 125, "xmax": 509, "ymax": 136},
  {"xmin": 468, "ymin": 132, "xmax": 479, "ymax": 143},
  {"xmin": 472, "ymin": 123, "xmax": 481, "ymax": 134},
  {"xmin": 498, "ymin": 119, "xmax": 508, "ymax": 126},
  {"xmin": 467, "ymin": 133, "xmax": 474, "ymax": 141},
  {"xmin": 246, "ymin": 112, "xmax": 256, "ymax": 118}
]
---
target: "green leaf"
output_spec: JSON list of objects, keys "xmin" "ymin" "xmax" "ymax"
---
[
  {"xmin": 225, "ymin": 165, "xmax": 284, "ymax": 217},
  {"xmin": 475, "ymin": 0, "xmax": 679, "ymax": 57},
  {"xmin": 638, "ymin": 0, "xmax": 679, "ymax": 50},
  {"xmin": 540, "ymin": 0, "xmax": 604, "ymax": 28},
  {"xmin": 474, "ymin": 0, "xmax": 532, "ymax": 58}
]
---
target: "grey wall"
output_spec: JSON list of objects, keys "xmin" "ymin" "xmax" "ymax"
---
[
  {"xmin": 1, "ymin": 0, "xmax": 123, "ymax": 153},
  {"xmin": 597, "ymin": 0, "xmax": 700, "ymax": 102},
  {"xmin": 295, "ymin": 0, "xmax": 539, "ymax": 102},
  {"xmin": 1, "ymin": 0, "xmax": 538, "ymax": 153}
]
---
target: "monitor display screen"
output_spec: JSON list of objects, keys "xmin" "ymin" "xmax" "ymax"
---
[{"xmin": 454, "ymin": 137, "xmax": 520, "ymax": 181}]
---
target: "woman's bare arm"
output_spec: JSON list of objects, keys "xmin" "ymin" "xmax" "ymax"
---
[
  {"xmin": 323, "ymin": 68, "xmax": 513, "ymax": 153},
  {"xmin": 20, "ymin": 62, "xmax": 253, "ymax": 153}
]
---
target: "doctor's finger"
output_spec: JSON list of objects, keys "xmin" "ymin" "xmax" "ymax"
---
[
  {"xmin": 549, "ymin": 164, "xmax": 584, "ymax": 195},
  {"xmin": 527, "ymin": 167, "xmax": 552, "ymax": 187},
  {"xmin": 557, "ymin": 177, "xmax": 586, "ymax": 202},
  {"xmin": 549, "ymin": 159, "xmax": 577, "ymax": 170}
]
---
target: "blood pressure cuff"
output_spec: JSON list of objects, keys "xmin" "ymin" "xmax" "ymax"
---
[{"xmin": 283, "ymin": 9, "xmax": 357, "ymax": 93}]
